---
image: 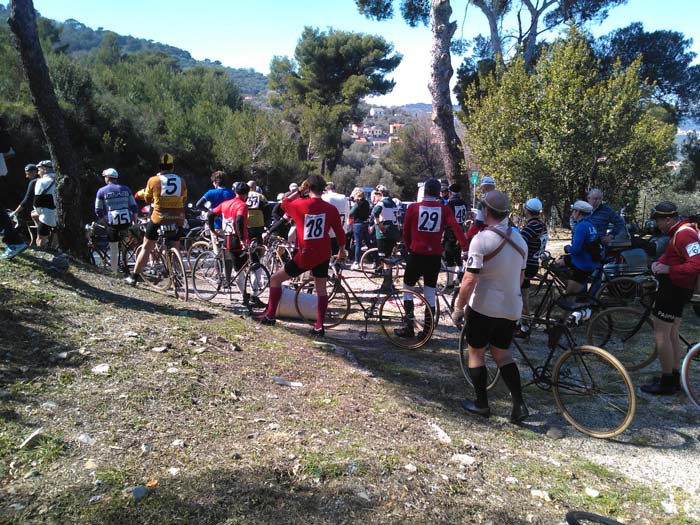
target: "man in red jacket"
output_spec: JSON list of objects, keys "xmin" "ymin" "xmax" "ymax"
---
[
  {"xmin": 255, "ymin": 175, "xmax": 346, "ymax": 336},
  {"xmin": 642, "ymin": 201, "xmax": 700, "ymax": 395},
  {"xmin": 395, "ymin": 177, "xmax": 468, "ymax": 339}
]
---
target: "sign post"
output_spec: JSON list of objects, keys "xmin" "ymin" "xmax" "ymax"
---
[{"xmin": 471, "ymin": 171, "xmax": 479, "ymax": 208}]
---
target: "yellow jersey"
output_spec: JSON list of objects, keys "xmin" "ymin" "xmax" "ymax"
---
[{"xmin": 136, "ymin": 172, "xmax": 187, "ymax": 225}]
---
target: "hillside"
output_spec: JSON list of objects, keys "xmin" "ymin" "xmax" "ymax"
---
[
  {"xmin": 0, "ymin": 5, "xmax": 268, "ymax": 96},
  {"xmin": 0, "ymin": 252, "xmax": 698, "ymax": 523}
]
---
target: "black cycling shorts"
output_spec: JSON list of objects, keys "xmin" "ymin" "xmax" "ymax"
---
[
  {"xmin": 106, "ymin": 224, "xmax": 130, "ymax": 243},
  {"xmin": 563, "ymin": 255, "xmax": 592, "ymax": 285},
  {"xmin": 284, "ymin": 258, "xmax": 330, "ymax": 279},
  {"xmin": 521, "ymin": 265, "xmax": 539, "ymax": 289},
  {"xmin": 144, "ymin": 220, "xmax": 184, "ymax": 242},
  {"xmin": 652, "ymin": 275, "xmax": 693, "ymax": 323},
  {"xmin": 403, "ymin": 253, "xmax": 441, "ymax": 288},
  {"xmin": 465, "ymin": 307, "xmax": 516, "ymax": 349},
  {"xmin": 376, "ymin": 236, "xmax": 397, "ymax": 258}
]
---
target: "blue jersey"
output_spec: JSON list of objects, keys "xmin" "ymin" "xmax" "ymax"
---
[
  {"xmin": 569, "ymin": 218, "xmax": 599, "ymax": 272},
  {"xmin": 95, "ymin": 182, "xmax": 138, "ymax": 226},
  {"xmin": 201, "ymin": 188, "xmax": 235, "ymax": 228}
]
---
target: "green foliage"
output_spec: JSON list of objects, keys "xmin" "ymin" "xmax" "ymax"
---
[{"xmin": 461, "ymin": 25, "xmax": 675, "ymax": 222}]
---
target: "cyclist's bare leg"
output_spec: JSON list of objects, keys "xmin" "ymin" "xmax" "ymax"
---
[
  {"xmin": 565, "ymin": 279, "xmax": 585, "ymax": 295},
  {"xmin": 313, "ymin": 276, "xmax": 328, "ymax": 330},
  {"xmin": 670, "ymin": 318, "xmax": 683, "ymax": 370},
  {"xmin": 133, "ymin": 238, "xmax": 157, "ymax": 275},
  {"xmin": 653, "ymin": 317, "xmax": 675, "ymax": 374}
]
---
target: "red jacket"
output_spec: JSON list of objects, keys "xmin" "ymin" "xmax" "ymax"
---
[
  {"xmin": 403, "ymin": 199, "xmax": 468, "ymax": 256},
  {"xmin": 212, "ymin": 195, "xmax": 249, "ymax": 252},
  {"xmin": 659, "ymin": 219, "xmax": 700, "ymax": 289},
  {"xmin": 282, "ymin": 196, "xmax": 345, "ymax": 269}
]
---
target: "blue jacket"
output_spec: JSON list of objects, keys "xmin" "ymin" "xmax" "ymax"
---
[
  {"xmin": 589, "ymin": 204, "xmax": 625, "ymax": 239},
  {"xmin": 567, "ymin": 218, "xmax": 599, "ymax": 272}
]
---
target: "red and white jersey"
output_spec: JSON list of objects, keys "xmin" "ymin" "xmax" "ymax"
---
[
  {"xmin": 403, "ymin": 198, "xmax": 468, "ymax": 256},
  {"xmin": 212, "ymin": 195, "xmax": 249, "ymax": 250},
  {"xmin": 282, "ymin": 196, "xmax": 346, "ymax": 268}
]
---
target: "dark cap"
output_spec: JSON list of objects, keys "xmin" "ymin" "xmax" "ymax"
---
[
  {"xmin": 481, "ymin": 190, "xmax": 511, "ymax": 213},
  {"xmin": 448, "ymin": 183, "xmax": 461, "ymax": 193},
  {"xmin": 651, "ymin": 201, "xmax": 678, "ymax": 219},
  {"xmin": 423, "ymin": 178, "xmax": 441, "ymax": 198},
  {"xmin": 235, "ymin": 181, "xmax": 250, "ymax": 195}
]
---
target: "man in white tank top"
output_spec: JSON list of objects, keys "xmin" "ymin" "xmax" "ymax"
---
[
  {"xmin": 322, "ymin": 182, "xmax": 350, "ymax": 255},
  {"xmin": 453, "ymin": 191, "xmax": 529, "ymax": 424}
]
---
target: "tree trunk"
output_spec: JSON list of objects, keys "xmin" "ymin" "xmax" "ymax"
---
[
  {"xmin": 8, "ymin": 0, "xmax": 86, "ymax": 258},
  {"xmin": 471, "ymin": 0, "xmax": 505, "ymax": 64},
  {"xmin": 429, "ymin": 0, "xmax": 468, "ymax": 202}
]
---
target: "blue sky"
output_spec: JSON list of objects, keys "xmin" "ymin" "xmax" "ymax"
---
[{"xmin": 31, "ymin": 0, "xmax": 700, "ymax": 106}]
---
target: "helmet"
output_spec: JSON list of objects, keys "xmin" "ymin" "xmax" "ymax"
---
[
  {"xmin": 524, "ymin": 198, "xmax": 542, "ymax": 213},
  {"xmin": 423, "ymin": 178, "xmax": 441, "ymax": 198},
  {"xmin": 37, "ymin": 160, "xmax": 53, "ymax": 169},
  {"xmin": 289, "ymin": 182, "xmax": 299, "ymax": 192},
  {"xmin": 24, "ymin": 163, "xmax": 37, "ymax": 172},
  {"xmin": 159, "ymin": 153, "xmax": 174, "ymax": 166},
  {"xmin": 235, "ymin": 181, "xmax": 250, "ymax": 195},
  {"xmin": 102, "ymin": 168, "xmax": 119, "ymax": 179},
  {"xmin": 571, "ymin": 200, "xmax": 593, "ymax": 214},
  {"xmin": 440, "ymin": 183, "xmax": 449, "ymax": 192},
  {"xmin": 480, "ymin": 176, "xmax": 496, "ymax": 187},
  {"xmin": 375, "ymin": 184, "xmax": 389, "ymax": 196}
]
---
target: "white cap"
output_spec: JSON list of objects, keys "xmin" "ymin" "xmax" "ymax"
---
[
  {"xmin": 572, "ymin": 200, "xmax": 593, "ymax": 214},
  {"xmin": 102, "ymin": 168, "xmax": 119, "ymax": 179},
  {"xmin": 289, "ymin": 182, "xmax": 299, "ymax": 191},
  {"xmin": 480, "ymin": 176, "xmax": 496, "ymax": 187},
  {"xmin": 525, "ymin": 198, "xmax": 542, "ymax": 213}
]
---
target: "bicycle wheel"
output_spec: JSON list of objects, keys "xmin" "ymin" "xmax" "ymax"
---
[
  {"xmin": 565, "ymin": 510, "xmax": 625, "ymax": 525},
  {"xmin": 681, "ymin": 342, "xmax": 700, "ymax": 411},
  {"xmin": 586, "ymin": 306, "xmax": 656, "ymax": 371},
  {"xmin": 595, "ymin": 276, "xmax": 656, "ymax": 308},
  {"xmin": 89, "ymin": 247, "xmax": 110, "ymax": 269},
  {"xmin": 553, "ymin": 345, "xmax": 635, "ymax": 438},
  {"xmin": 134, "ymin": 245, "xmax": 171, "ymax": 291},
  {"xmin": 360, "ymin": 248, "xmax": 382, "ymax": 284},
  {"xmin": 380, "ymin": 289, "xmax": 432, "ymax": 349},
  {"xmin": 243, "ymin": 262, "xmax": 271, "ymax": 316},
  {"xmin": 293, "ymin": 278, "xmax": 350, "ymax": 328},
  {"xmin": 186, "ymin": 240, "xmax": 211, "ymax": 271},
  {"xmin": 191, "ymin": 250, "xmax": 223, "ymax": 301},
  {"xmin": 458, "ymin": 320, "xmax": 501, "ymax": 390},
  {"xmin": 169, "ymin": 248, "xmax": 188, "ymax": 302}
]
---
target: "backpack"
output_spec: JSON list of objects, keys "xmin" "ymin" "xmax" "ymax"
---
[{"xmin": 671, "ymin": 223, "xmax": 700, "ymax": 302}]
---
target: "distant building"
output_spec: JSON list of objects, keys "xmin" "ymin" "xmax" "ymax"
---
[
  {"xmin": 369, "ymin": 107, "xmax": 385, "ymax": 117},
  {"xmin": 389, "ymin": 123, "xmax": 404, "ymax": 135}
]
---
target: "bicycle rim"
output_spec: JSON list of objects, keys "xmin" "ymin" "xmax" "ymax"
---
[
  {"xmin": 169, "ymin": 248, "xmax": 188, "ymax": 302},
  {"xmin": 360, "ymin": 248, "xmax": 382, "ymax": 285},
  {"xmin": 458, "ymin": 321, "xmax": 501, "ymax": 390},
  {"xmin": 243, "ymin": 263, "xmax": 271, "ymax": 316},
  {"xmin": 186, "ymin": 240, "xmax": 211, "ymax": 271},
  {"xmin": 682, "ymin": 342, "xmax": 700, "ymax": 411},
  {"xmin": 380, "ymin": 289, "xmax": 432, "ymax": 349},
  {"xmin": 136, "ymin": 245, "xmax": 171, "ymax": 291},
  {"xmin": 293, "ymin": 278, "xmax": 350, "ymax": 328},
  {"xmin": 553, "ymin": 345, "xmax": 635, "ymax": 438},
  {"xmin": 586, "ymin": 306, "xmax": 656, "ymax": 371},
  {"xmin": 192, "ymin": 251, "xmax": 223, "ymax": 301}
]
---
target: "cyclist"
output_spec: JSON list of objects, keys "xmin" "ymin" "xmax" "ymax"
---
[
  {"xmin": 349, "ymin": 187, "xmax": 371, "ymax": 270},
  {"xmin": 371, "ymin": 185, "xmax": 401, "ymax": 293},
  {"xmin": 439, "ymin": 182, "xmax": 450, "ymax": 205},
  {"xmin": 515, "ymin": 198, "xmax": 547, "ymax": 338},
  {"xmin": 94, "ymin": 168, "xmax": 139, "ymax": 273},
  {"xmin": 0, "ymin": 209, "xmax": 28, "ymax": 259},
  {"xmin": 126, "ymin": 153, "xmax": 187, "ymax": 286},
  {"xmin": 10, "ymin": 163, "xmax": 39, "ymax": 220},
  {"xmin": 206, "ymin": 182, "xmax": 256, "ymax": 306},
  {"xmin": 395, "ymin": 178, "xmax": 468, "ymax": 339},
  {"xmin": 255, "ymin": 175, "xmax": 346, "ymax": 336},
  {"xmin": 555, "ymin": 200, "xmax": 600, "ymax": 295},
  {"xmin": 642, "ymin": 201, "xmax": 700, "ymax": 395},
  {"xmin": 245, "ymin": 180, "xmax": 268, "ymax": 244},
  {"xmin": 442, "ymin": 183, "xmax": 468, "ymax": 291},
  {"xmin": 322, "ymin": 182, "xmax": 350, "ymax": 256},
  {"xmin": 452, "ymin": 191, "xmax": 528, "ymax": 423},
  {"xmin": 195, "ymin": 171, "xmax": 234, "ymax": 230},
  {"xmin": 32, "ymin": 160, "xmax": 57, "ymax": 248}
]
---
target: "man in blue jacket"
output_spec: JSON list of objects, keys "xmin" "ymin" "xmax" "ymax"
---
[
  {"xmin": 557, "ymin": 200, "xmax": 600, "ymax": 294},
  {"xmin": 587, "ymin": 188, "xmax": 625, "ymax": 245}
]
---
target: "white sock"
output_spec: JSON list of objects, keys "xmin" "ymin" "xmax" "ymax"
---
[{"xmin": 109, "ymin": 242, "xmax": 119, "ymax": 273}]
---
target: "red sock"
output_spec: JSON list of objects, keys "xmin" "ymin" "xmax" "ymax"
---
[
  {"xmin": 315, "ymin": 295, "xmax": 328, "ymax": 330},
  {"xmin": 262, "ymin": 286, "xmax": 282, "ymax": 319}
]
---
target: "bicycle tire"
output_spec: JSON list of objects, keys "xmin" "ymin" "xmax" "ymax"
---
[
  {"xmin": 360, "ymin": 248, "xmax": 383, "ymax": 284},
  {"xmin": 89, "ymin": 247, "xmax": 110, "ymax": 269},
  {"xmin": 586, "ymin": 306, "xmax": 656, "ymax": 371},
  {"xmin": 186, "ymin": 240, "xmax": 211, "ymax": 271},
  {"xmin": 134, "ymin": 245, "xmax": 172, "ymax": 291},
  {"xmin": 379, "ymin": 288, "xmax": 432, "ymax": 350},
  {"xmin": 565, "ymin": 510, "xmax": 625, "ymax": 525},
  {"xmin": 595, "ymin": 276, "xmax": 655, "ymax": 309},
  {"xmin": 681, "ymin": 342, "xmax": 700, "ymax": 411},
  {"xmin": 553, "ymin": 345, "xmax": 635, "ymax": 438},
  {"xmin": 243, "ymin": 262, "xmax": 271, "ymax": 316},
  {"xmin": 293, "ymin": 278, "xmax": 350, "ymax": 328},
  {"xmin": 191, "ymin": 250, "xmax": 224, "ymax": 301},
  {"xmin": 169, "ymin": 248, "xmax": 189, "ymax": 302},
  {"xmin": 458, "ymin": 320, "xmax": 501, "ymax": 390}
]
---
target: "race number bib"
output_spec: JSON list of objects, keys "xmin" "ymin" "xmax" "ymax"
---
[
  {"xmin": 417, "ymin": 206, "xmax": 442, "ymax": 233},
  {"xmin": 222, "ymin": 217, "xmax": 235, "ymax": 235},
  {"xmin": 686, "ymin": 242, "xmax": 700, "ymax": 257},
  {"xmin": 303, "ymin": 213, "xmax": 326, "ymax": 240},
  {"xmin": 109, "ymin": 208, "xmax": 130, "ymax": 225},
  {"xmin": 158, "ymin": 175, "xmax": 182, "ymax": 197},
  {"xmin": 454, "ymin": 205, "xmax": 467, "ymax": 224},
  {"xmin": 246, "ymin": 194, "xmax": 260, "ymax": 209}
]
